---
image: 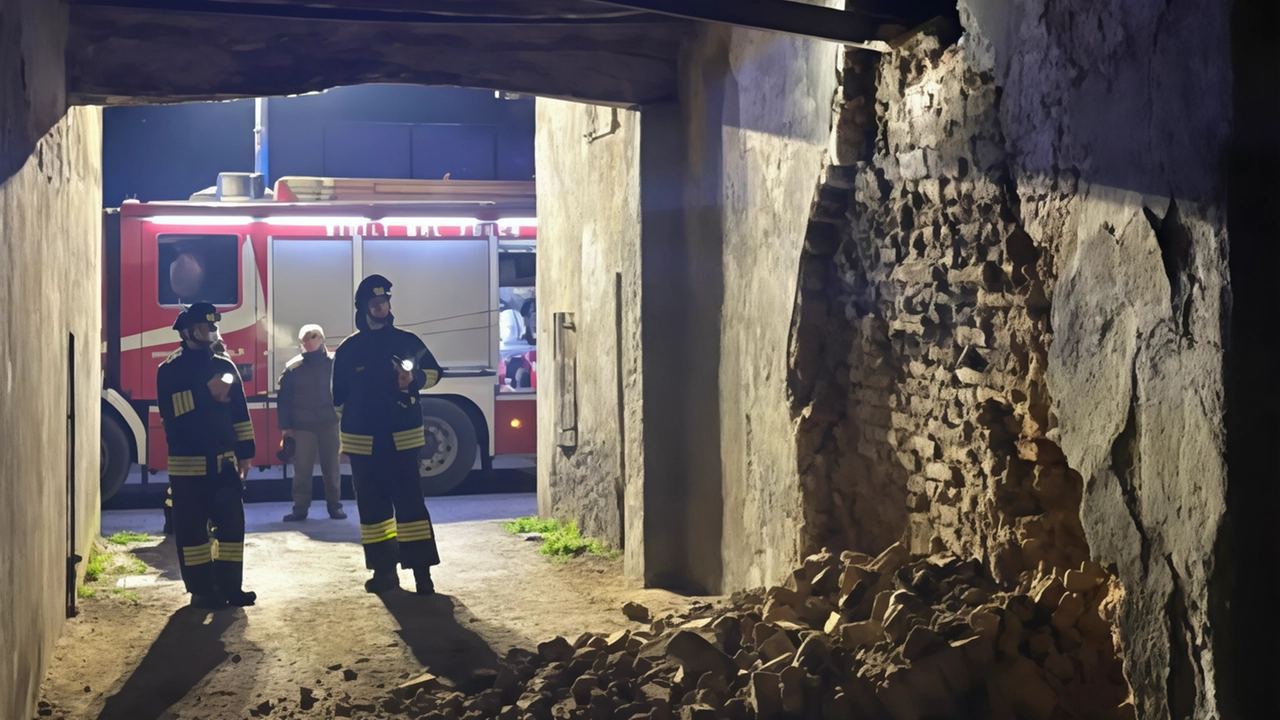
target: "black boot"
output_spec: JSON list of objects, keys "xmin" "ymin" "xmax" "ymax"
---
[
  {"xmin": 190, "ymin": 592, "xmax": 227, "ymax": 610},
  {"xmin": 282, "ymin": 511, "xmax": 307, "ymax": 522},
  {"xmin": 413, "ymin": 568, "xmax": 435, "ymax": 596},
  {"xmin": 365, "ymin": 569, "xmax": 400, "ymax": 594},
  {"xmin": 214, "ymin": 561, "xmax": 253, "ymax": 606}
]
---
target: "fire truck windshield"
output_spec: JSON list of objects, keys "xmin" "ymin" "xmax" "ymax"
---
[{"xmin": 158, "ymin": 233, "xmax": 240, "ymax": 306}]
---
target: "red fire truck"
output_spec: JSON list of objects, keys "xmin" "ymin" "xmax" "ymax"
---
[{"xmin": 100, "ymin": 174, "xmax": 538, "ymax": 502}]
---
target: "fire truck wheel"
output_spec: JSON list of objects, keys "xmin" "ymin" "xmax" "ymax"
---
[
  {"xmin": 417, "ymin": 398, "xmax": 478, "ymax": 497},
  {"xmin": 101, "ymin": 414, "xmax": 132, "ymax": 502}
]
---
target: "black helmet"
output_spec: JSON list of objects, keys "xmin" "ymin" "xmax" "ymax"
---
[
  {"xmin": 173, "ymin": 302, "xmax": 221, "ymax": 331},
  {"xmin": 355, "ymin": 275, "xmax": 394, "ymax": 331},
  {"xmin": 355, "ymin": 274, "xmax": 393, "ymax": 308}
]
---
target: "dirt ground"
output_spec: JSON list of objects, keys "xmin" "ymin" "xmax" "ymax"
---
[{"xmin": 35, "ymin": 494, "xmax": 703, "ymax": 720}]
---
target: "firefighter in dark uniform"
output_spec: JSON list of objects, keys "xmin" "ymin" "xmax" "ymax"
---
[
  {"xmin": 333, "ymin": 275, "xmax": 442, "ymax": 594},
  {"xmin": 157, "ymin": 303, "xmax": 257, "ymax": 609}
]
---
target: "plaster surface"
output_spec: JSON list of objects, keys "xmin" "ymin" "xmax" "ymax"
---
[{"xmin": 0, "ymin": 104, "xmax": 103, "ymax": 720}]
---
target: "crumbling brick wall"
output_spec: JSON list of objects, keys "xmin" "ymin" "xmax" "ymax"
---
[
  {"xmin": 790, "ymin": 0, "xmax": 1233, "ymax": 714},
  {"xmin": 792, "ymin": 35, "xmax": 1088, "ymax": 585}
]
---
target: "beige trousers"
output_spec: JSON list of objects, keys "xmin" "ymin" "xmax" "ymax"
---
[{"xmin": 291, "ymin": 424, "xmax": 343, "ymax": 515}]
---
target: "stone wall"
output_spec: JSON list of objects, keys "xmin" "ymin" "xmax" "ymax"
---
[
  {"xmin": 794, "ymin": 28, "xmax": 1092, "ymax": 584},
  {"xmin": 698, "ymin": 23, "xmax": 841, "ymax": 592},
  {"xmin": 0, "ymin": 105, "xmax": 103, "ymax": 720},
  {"xmin": 789, "ymin": 0, "xmax": 1233, "ymax": 715},
  {"xmin": 538, "ymin": 18, "xmax": 842, "ymax": 593},
  {"xmin": 534, "ymin": 101, "xmax": 643, "ymax": 566},
  {"xmin": 0, "ymin": 0, "xmax": 68, "ymax": 182}
]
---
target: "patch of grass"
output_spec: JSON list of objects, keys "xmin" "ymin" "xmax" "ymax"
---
[
  {"xmin": 82, "ymin": 540, "xmax": 151, "ymax": 587},
  {"xmin": 84, "ymin": 546, "xmax": 108, "ymax": 583},
  {"xmin": 108, "ymin": 530, "xmax": 152, "ymax": 545},
  {"xmin": 111, "ymin": 589, "xmax": 140, "ymax": 604},
  {"xmin": 506, "ymin": 516, "xmax": 618, "ymax": 560},
  {"xmin": 540, "ymin": 521, "xmax": 604, "ymax": 556},
  {"xmin": 503, "ymin": 516, "xmax": 561, "ymax": 535},
  {"xmin": 542, "ymin": 521, "xmax": 617, "ymax": 558},
  {"xmin": 77, "ymin": 586, "xmax": 97, "ymax": 599}
]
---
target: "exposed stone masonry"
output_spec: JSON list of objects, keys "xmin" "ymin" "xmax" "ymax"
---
[
  {"xmin": 791, "ymin": 30, "xmax": 1090, "ymax": 587},
  {"xmin": 784, "ymin": 21, "xmax": 1139, "ymax": 717}
]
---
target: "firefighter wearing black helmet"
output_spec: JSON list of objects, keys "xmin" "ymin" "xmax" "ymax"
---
[
  {"xmin": 156, "ymin": 302, "xmax": 257, "ymax": 609},
  {"xmin": 332, "ymin": 275, "xmax": 444, "ymax": 594}
]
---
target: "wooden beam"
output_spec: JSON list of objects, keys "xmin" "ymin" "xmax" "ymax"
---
[{"xmin": 582, "ymin": 0, "xmax": 898, "ymax": 48}]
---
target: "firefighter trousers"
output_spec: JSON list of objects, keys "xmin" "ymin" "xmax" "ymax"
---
[
  {"xmin": 350, "ymin": 450, "xmax": 440, "ymax": 572},
  {"xmin": 170, "ymin": 466, "xmax": 247, "ymax": 597}
]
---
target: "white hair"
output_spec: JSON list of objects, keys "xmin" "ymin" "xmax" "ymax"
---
[{"xmin": 298, "ymin": 324, "xmax": 325, "ymax": 342}]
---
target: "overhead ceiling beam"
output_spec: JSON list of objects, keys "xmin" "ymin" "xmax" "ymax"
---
[
  {"xmin": 66, "ymin": 0, "xmax": 664, "ymax": 26},
  {"xmin": 582, "ymin": 0, "xmax": 897, "ymax": 49},
  {"xmin": 67, "ymin": 4, "xmax": 687, "ymax": 107}
]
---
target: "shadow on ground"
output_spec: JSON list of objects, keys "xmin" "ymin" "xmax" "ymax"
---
[
  {"xmin": 378, "ymin": 592, "xmax": 518, "ymax": 686},
  {"xmin": 129, "ymin": 535, "xmax": 183, "ymax": 582},
  {"xmin": 105, "ymin": 469, "xmax": 535, "ymax": 510},
  {"xmin": 96, "ymin": 607, "xmax": 242, "ymax": 720}
]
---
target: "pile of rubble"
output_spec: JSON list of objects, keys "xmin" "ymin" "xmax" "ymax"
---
[{"xmin": 322, "ymin": 545, "xmax": 1132, "ymax": 720}]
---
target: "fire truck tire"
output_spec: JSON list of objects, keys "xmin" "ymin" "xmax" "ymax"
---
[
  {"xmin": 100, "ymin": 414, "xmax": 132, "ymax": 502},
  {"xmin": 417, "ymin": 398, "xmax": 478, "ymax": 497}
]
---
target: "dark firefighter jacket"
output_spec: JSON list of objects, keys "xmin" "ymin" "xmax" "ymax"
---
[
  {"xmin": 277, "ymin": 349, "xmax": 339, "ymax": 431},
  {"xmin": 332, "ymin": 326, "xmax": 441, "ymax": 456},
  {"xmin": 156, "ymin": 347, "xmax": 256, "ymax": 475}
]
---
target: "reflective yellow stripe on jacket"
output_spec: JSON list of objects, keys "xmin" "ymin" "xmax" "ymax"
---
[
  {"xmin": 341, "ymin": 433, "xmax": 373, "ymax": 456},
  {"xmin": 172, "ymin": 390, "xmax": 195, "ymax": 417},
  {"xmin": 169, "ymin": 452, "xmax": 237, "ymax": 477},
  {"xmin": 234, "ymin": 421, "xmax": 254, "ymax": 441},
  {"xmin": 360, "ymin": 519, "xmax": 396, "ymax": 545},
  {"xmin": 168, "ymin": 456, "xmax": 207, "ymax": 477},
  {"xmin": 392, "ymin": 427, "xmax": 426, "ymax": 452}
]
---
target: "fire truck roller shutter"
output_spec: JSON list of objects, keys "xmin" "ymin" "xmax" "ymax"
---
[{"xmin": 418, "ymin": 397, "xmax": 478, "ymax": 496}]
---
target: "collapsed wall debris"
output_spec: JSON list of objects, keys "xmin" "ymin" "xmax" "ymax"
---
[{"xmin": 301, "ymin": 544, "xmax": 1128, "ymax": 720}]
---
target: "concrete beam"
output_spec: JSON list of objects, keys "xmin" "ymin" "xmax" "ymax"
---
[
  {"xmin": 66, "ymin": 4, "xmax": 690, "ymax": 107},
  {"xmin": 583, "ymin": 0, "xmax": 897, "ymax": 48},
  {"xmin": 68, "ymin": 0, "xmax": 660, "ymax": 26}
]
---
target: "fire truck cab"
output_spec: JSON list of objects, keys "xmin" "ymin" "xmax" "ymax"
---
[{"xmin": 100, "ymin": 174, "xmax": 538, "ymax": 502}]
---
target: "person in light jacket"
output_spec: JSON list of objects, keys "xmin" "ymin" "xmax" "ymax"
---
[{"xmin": 278, "ymin": 324, "xmax": 346, "ymax": 521}]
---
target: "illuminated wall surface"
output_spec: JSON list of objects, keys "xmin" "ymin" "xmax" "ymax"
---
[{"xmin": 102, "ymin": 84, "xmax": 535, "ymax": 206}]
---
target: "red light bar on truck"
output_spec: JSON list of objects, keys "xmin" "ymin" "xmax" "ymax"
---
[{"xmin": 273, "ymin": 176, "xmax": 536, "ymax": 205}]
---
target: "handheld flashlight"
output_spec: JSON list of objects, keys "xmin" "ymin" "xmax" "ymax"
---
[
  {"xmin": 393, "ymin": 356, "xmax": 413, "ymax": 372},
  {"xmin": 220, "ymin": 373, "xmax": 234, "ymax": 384}
]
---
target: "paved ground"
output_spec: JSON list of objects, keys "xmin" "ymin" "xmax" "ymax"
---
[
  {"xmin": 104, "ymin": 456, "xmax": 538, "ymax": 510},
  {"xmin": 36, "ymin": 494, "xmax": 699, "ymax": 720}
]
